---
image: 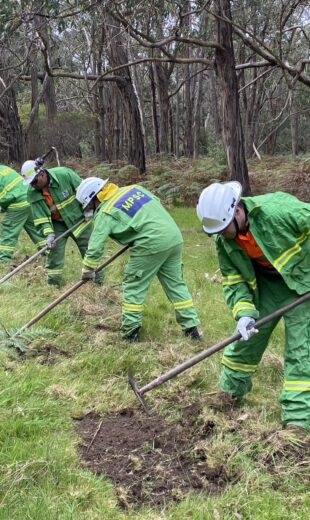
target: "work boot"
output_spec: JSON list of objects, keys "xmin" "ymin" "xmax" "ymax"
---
[
  {"xmin": 124, "ymin": 328, "xmax": 141, "ymax": 343},
  {"xmin": 184, "ymin": 326, "xmax": 202, "ymax": 341},
  {"xmin": 208, "ymin": 391, "xmax": 241, "ymax": 412},
  {"xmin": 47, "ymin": 275, "xmax": 63, "ymax": 288}
]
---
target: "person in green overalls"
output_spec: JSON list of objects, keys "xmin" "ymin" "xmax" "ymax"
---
[
  {"xmin": 76, "ymin": 177, "xmax": 201, "ymax": 342},
  {"xmin": 197, "ymin": 181, "xmax": 310, "ymax": 437},
  {"xmin": 21, "ymin": 160, "xmax": 102, "ymax": 287},
  {"xmin": 0, "ymin": 165, "xmax": 45, "ymax": 263}
]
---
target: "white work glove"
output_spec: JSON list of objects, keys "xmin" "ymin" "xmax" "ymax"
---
[
  {"xmin": 81, "ymin": 270, "xmax": 96, "ymax": 282},
  {"xmin": 237, "ymin": 317, "xmax": 258, "ymax": 341},
  {"xmin": 46, "ymin": 233, "xmax": 56, "ymax": 250},
  {"xmin": 84, "ymin": 209, "xmax": 94, "ymax": 221}
]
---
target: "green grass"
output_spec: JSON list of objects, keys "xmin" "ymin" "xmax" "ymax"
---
[{"xmin": 0, "ymin": 207, "xmax": 309, "ymax": 519}]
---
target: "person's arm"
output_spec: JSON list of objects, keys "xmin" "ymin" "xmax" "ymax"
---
[
  {"xmin": 81, "ymin": 211, "xmax": 114, "ymax": 277},
  {"xmin": 31, "ymin": 198, "xmax": 54, "ymax": 238},
  {"xmin": 216, "ymin": 238, "xmax": 259, "ymax": 321}
]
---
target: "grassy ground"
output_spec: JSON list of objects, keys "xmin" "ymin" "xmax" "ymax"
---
[{"xmin": 0, "ymin": 179, "xmax": 309, "ymax": 518}]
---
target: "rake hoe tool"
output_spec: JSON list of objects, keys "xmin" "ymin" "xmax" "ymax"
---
[
  {"xmin": 129, "ymin": 291, "xmax": 310, "ymax": 412},
  {"xmin": 41, "ymin": 147, "xmax": 56, "ymax": 161},
  {"xmin": 35, "ymin": 146, "xmax": 59, "ymax": 167},
  {"xmin": 15, "ymin": 245, "xmax": 129, "ymax": 336},
  {"xmin": 0, "ymin": 219, "xmax": 85, "ymax": 285}
]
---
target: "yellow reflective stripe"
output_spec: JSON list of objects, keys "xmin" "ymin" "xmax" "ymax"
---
[
  {"xmin": 83, "ymin": 258, "xmax": 100, "ymax": 269},
  {"xmin": 223, "ymin": 274, "xmax": 245, "ymax": 285},
  {"xmin": 37, "ymin": 240, "xmax": 46, "ymax": 247},
  {"xmin": 0, "ymin": 168, "xmax": 12, "ymax": 176},
  {"xmin": 56, "ymin": 195, "xmax": 76, "ymax": 211},
  {"xmin": 43, "ymin": 227, "xmax": 54, "ymax": 236},
  {"xmin": 0, "ymin": 176, "xmax": 23, "ymax": 200},
  {"xmin": 274, "ymin": 232, "xmax": 309, "ymax": 272},
  {"xmin": 123, "ymin": 303, "xmax": 143, "ymax": 309},
  {"xmin": 46, "ymin": 269, "xmax": 63, "ymax": 275},
  {"xmin": 247, "ymin": 278, "xmax": 257, "ymax": 289},
  {"xmin": 174, "ymin": 299, "xmax": 193, "ymax": 310},
  {"xmin": 34, "ymin": 217, "xmax": 51, "ymax": 225},
  {"xmin": 174, "ymin": 303, "xmax": 194, "ymax": 310},
  {"xmin": 222, "ymin": 275, "xmax": 257, "ymax": 290},
  {"xmin": 104, "ymin": 186, "xmax": 135, "ymax": 214},
  {"xmin": 24, "ymin": 167, "xmax": 36, "ymax": 177},
  {"xmin": 222, "ymin": 356, "xmax": 257, "ymax": 373},
  {"xmin": 284, "ymin": 380, "xmax": 310, "ymax": 391},
  {"xmin": 232, "ymin": 301, "xmax": 255, "ymax": 318},
  {"xmin": 72, "ymin": 220, "xmax": 90, "ymax": 238},
  {"xmin": 8, "ymin": 201, "xmax": 30, "ymax": 209},
  {"xmin": 284, "ymin": 387, "xmax": 310, "ymax": 391},
  {"xmin": 0, "ymin": 245, "xmax": 15, "ymax": 251},
  {"xmin": 285, "ymin": 380, "xmax": 310, "ymax": 384},
  {"xmin": 123, "ymin": 303, "xmax": 144, "ymax": 312}
]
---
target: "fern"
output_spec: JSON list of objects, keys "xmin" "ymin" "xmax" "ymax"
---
[{"xmin": 0, "ymin": 325, "xmax": 55, "ymax": 357}]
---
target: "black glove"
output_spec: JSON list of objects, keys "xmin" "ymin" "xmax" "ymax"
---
[{"xmin": 35, "ymin": 156, "xmax": 45, "ymax": 167}]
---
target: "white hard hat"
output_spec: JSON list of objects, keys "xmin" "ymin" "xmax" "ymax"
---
[
  {"xmin": 196, "ymin": 181, "xmax": 242, "ymax": 234},
  {"xmin": 21, "ymin": 160, "xmax": 40, "ymax": 185},
  {"xmin": 76, "ymin": 177, "xmax": 109, "ymax": 208}
]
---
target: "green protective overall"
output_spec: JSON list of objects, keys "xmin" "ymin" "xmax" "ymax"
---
[
  {"xmin": 45, "ymin": 220, "xmax": 103, "ymax": 287},
  {"xmin": 122, "ymin": 243, "xmax": 199, "ymax": 337},
  {"xmin": 220, "ymin": 273, "xmax": 310, "ymax": 429},
  {"xmin": 0, "ymin": 165, "xmax": 44, "ymax": 263},
  {"xmin": 27, "ymin": 167, "xmax": 103, "ymax": 286},
  {"xmin": 82, "ymin": 184, "xmax": 200, "ymax": 337},
  {"xmin": 216, "ymin": 192, "xmax": 310, "ymax": 429}
]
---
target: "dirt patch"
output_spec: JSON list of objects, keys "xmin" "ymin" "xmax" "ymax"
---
[
  {"xmin": 28, "ymin": 345, "xmax": 70, "ymax": 365},
  {"xmin": 76, "ymin": 403, "xmax": 235, "ymax": 508}
]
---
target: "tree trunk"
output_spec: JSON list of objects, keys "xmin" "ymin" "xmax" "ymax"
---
[
  {"xmin": 290, "ymin": 90, "xmax": 299, "ymax": 156},
  {"xmin": 175, "ymin": 67, "xmax": 180, "ymax": 158},
  {"xmin": 105, "ymin": 12, "xmax": 146, "ymax": 173},
  {"xmin": 97, "ymin": 25, "xmax": 106, "ymax": 161},
  {"xmin": 43, "ymin": 76, "xmax": 57, "ymax": 119},
  {"xmin": 150, "ymin": 63, "xmax": 160, "ymax": 154},
  {"xmin": 27, "ymin": 25, "xmax": 40, "ymax": 157},
  {"xmin": 214, "ymin": 0, "xmax": 251, "ymax": 195},
  {"xmin": 169, "ymin": 103, "xmax": 174, "ymax": 155},
  {"xmin": 154, "ymin": 62, "xmax": 170, "ymax": 154},
  {"xmin": 193, "ymin": 66, "xmax": 204, "ymax": 159},
  {"xmin": 34, "ymin": 11, "xmax": 57, "ymax": 120},
  {"xmin": 0, "ymin": 73, "xmax": 24, "ymax": 163},
  {"xmin": 183, "ymin": 62, "xmax": 194, "ymax": 157},
  {"xmin": 210, "ymin": 72, "xmax": 222, "ymax": 140},
  {"xmin": 112, "ymin": 87, "xmax": 120, "ymax": 161}
]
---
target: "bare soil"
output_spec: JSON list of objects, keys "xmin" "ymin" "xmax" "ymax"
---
[
  {"xmin": 76, "ymin": 402, "xmax": 236, "ymax": 509},
  {"xmin": 28, "ymin": 345, "xmax": 70, "ymax": 365}
]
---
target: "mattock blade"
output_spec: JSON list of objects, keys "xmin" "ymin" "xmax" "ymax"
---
[{"xmin": 128, "ymin": 372, "xmax": 149, "ymax": 414}]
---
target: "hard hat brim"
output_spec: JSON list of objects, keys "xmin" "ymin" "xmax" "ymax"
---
[
  {"xmin": 23, "ymin": 173, "xmax": 38, "ymax": 186},
  {"xmin": 202, "ymin": 223, "xmax": 230, "ymax": 235}
]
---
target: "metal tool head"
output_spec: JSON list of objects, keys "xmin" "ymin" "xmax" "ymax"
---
[{"xmin": 128, "ymin": 372, "xmax": 149, "ymax": 414}]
